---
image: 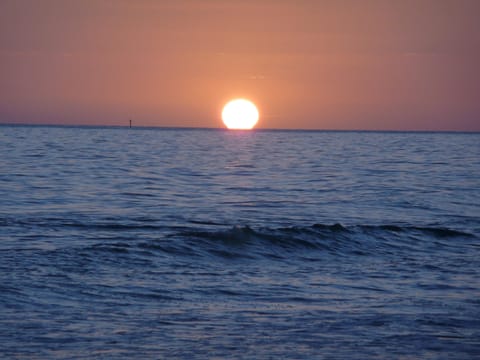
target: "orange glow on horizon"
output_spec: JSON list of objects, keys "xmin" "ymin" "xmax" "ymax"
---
[{"xmin": 0, "ymin": 1, "xmax": 479, "ymax": 131}]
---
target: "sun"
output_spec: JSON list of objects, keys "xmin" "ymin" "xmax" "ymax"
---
[{"xmin": 222, "ymin": 99, "xmax": 259, "ymax": 130}]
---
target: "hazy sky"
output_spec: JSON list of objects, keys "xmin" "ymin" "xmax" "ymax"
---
[{"xmin": 1, "ymin": 0, "xmax": 479, "ymax": 130}]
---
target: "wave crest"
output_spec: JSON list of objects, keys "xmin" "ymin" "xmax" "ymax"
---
[{"xmin": 165, "ymin": 223, "xmax": 475, "ymax": 259}]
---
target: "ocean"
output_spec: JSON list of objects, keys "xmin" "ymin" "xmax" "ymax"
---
[{"xmin": 0, "ymin": 125, "xmax": 479, "ymax": 359}]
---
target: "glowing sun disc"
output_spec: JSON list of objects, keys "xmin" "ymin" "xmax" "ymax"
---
[{"xmin": 222, "ymin": 99, "xmax": 259, "ymax": 130}]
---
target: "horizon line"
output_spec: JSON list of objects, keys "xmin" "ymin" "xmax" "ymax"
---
[{"xmin": 0, "ymin": 122, "xmax": 479, "ymax": 134}]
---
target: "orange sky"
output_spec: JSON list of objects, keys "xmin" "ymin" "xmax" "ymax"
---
[{"xmin": 1, "ymin": 0, "xmax": 479, "ymax": 130}]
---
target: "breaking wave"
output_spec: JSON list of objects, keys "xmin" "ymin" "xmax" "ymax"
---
[{"xmin": 2, "ymin": 216, "xmax": 475, "ymax": 260}]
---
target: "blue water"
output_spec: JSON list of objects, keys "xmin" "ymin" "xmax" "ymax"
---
[{"xmin": 1, "ymin": 125, "xmax": 479, "ymax": 359}]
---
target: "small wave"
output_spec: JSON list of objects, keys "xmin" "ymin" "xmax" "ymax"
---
[
  {"xmin": 4, "ymin": 215, "xmax": 476, "ymax": 260},
  {"xmin": 119, "ymin": 192, "xmax": 157, "ymax": 198},
  {"xmin": 363, "ymin": 224, "xmax": 475, "ymax": 238},
  {"xmin": 175, "ymin": 224, "xmax": 344, "ymax": 258},
  {"xmin": 312, "ymin": 223, "xmax": 348, "ymax": 231},
  {"xmin": 167, "ymin": 223, "xmax": 476, "ymax": 259},
  {"xmin": 4, "ymin": 216, "xmax": 473, "ymax": 238},
  {"xmin": 2, "ymin": 217, "xmax": 166, "ymax": 231},
  {"xmin": 86, "ymin": 242, "xmax": 132, "ymax": 254}
]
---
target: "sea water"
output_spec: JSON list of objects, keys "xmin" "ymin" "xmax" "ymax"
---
[{"xmin": 0, "ymin": 125, "xmax": 479, "ymax": 359}]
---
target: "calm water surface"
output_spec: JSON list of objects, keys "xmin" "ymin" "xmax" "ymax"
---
[{"xmin": 1, "ymin": 125, "xmax": 479, "ymax": 358}]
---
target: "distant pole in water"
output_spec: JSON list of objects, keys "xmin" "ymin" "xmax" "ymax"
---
[{"xmin": 129, "ymin": 119, "xmax": 132, "ymax": 128}]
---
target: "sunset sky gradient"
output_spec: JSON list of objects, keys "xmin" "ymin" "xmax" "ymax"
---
[{"xmin": 1, "ymin": 0, "xmax": 479, "ymax": 130}]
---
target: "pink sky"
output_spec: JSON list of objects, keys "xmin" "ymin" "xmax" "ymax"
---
[{"xmin": 1, "ymin": 0, "xmax": 479, "ymax": 130}]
